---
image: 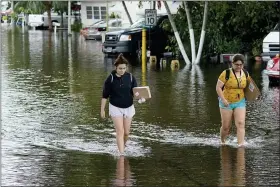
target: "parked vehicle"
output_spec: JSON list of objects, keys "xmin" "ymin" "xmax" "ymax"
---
[
  {"xmin": 81, "ymin": 19, "xmax": 125, "ymax": 40},
  {"xmin": 28, "ymin": 12, "xmax": 76, "ymax": 29},
  {"xmin": 102, "ymin": 14, "xmax": 169, "ymax": 61},
  {"xmin": 81, "ymin": 20, "xmax": 105, "ymax": 31},
  {"xmin": 265, "ymin": 54, "xmax": 280, "ymax": 83},
  {"xmin": 262, "ymin": 23, "xmax": 280, "ymax": 62},
  {"xmin": 28, "ymin": 14, "xmax": 44, "ymax": 27}
]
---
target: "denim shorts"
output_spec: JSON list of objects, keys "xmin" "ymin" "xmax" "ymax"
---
[{"xmin": 219, "ymin": 98, "xmax": 246, "ymax": 110}]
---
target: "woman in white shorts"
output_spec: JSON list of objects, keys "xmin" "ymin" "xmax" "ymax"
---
[{"xmin": 100, "ymin": 53, "xmax": 142, "ymax": 155}]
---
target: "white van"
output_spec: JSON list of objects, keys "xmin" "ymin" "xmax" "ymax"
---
[
  {"xmin": 28, "ymin": 14, "xmax": 44, "ymax": 27},
  {"xmin": 28, "ymin": 12, "xmax": 76, "ymax": 28},
  {"xmin": 262, "ymin": 23, "xmax": 280, "ymax": 62}
]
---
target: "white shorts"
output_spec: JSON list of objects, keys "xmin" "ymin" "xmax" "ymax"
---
[{"xmin": 109, "ymin": 103, "xmax": 135, "ymax": 118}]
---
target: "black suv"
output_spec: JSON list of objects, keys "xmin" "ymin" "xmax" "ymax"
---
[{"xmin": 102, "ymin": 14, "xmax": 169, "ymax": 60}]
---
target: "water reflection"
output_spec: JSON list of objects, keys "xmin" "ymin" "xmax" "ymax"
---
[
  {"xmin": 219, "ymin": 146, "xmax": 246, "ymax": 186},
  {"xmin": 174, "ymin": 64, "xmax": 209, "ymax": 125},
  {"xmin": 112, "ymin": 156, "xmax": 134, "ymax": 186},
  {"xmin": 2, "ymin": 28, "xmax": 279, "ymax": 186},
  {"xmin": 68, "ymin": 36, "xmax": 74, "ymax": 94}
]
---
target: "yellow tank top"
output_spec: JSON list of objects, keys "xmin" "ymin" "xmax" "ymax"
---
[{"xmin": 218, "ymin": 69, "xmax": 248, "ymax": 103}]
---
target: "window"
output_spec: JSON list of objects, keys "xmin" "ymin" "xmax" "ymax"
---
[
  {"xmin": 86, "ymin": 6, "xmax": 92, "ymax": 19},
  {"xmin": 100, "ymin": 7, "xmax": 107, "ymax": 20},
  {"xmin": 87, "ymin": 6, "xmax": 107, "ymax": 20},
  {"xmin": 93, "ymin": 6, "xmax": 100, "ymax": 19}
]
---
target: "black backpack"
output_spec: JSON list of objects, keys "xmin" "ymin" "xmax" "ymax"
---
[{"xmin": 222, "ymin": 68, "xmax": 249, "ymax": 90}]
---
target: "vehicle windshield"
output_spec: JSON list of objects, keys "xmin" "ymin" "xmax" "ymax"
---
[
  {"xmin": 130, "ymin": 18, "xmax": 145, "ymax": 28},
  {"xmin": 91, "ymin": 20, "xmax": 105, "ymax": 26},
  {"xmin": 272, "ymin": 23, "xmax": 280, "ymax": 31}
]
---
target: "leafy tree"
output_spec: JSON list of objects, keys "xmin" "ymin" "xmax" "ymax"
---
[
  {"xmin": 14, "ymin": 1, "xmax": 45, "ymax": 14},
  {"xmin": 109, "ymin": 12, "xmax": 120, "ymax": 19},
  {"xmin": 160, "ymin": 1, "xmax": 280, "ymax": 59},
  {"xmin": 13, "ymin": 1, "xmax": 72, "ymax": 31},
  {"xmin": 53, "ymin": 1, "xmax": 68, "ymax": 27},
  {"xmin": 206, "ymin": 1, "xmax": 280, "ymax": 56}
]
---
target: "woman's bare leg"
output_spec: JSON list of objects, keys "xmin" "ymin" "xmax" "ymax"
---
[
  {"xmin": 112, "ymin": 117, "xmax": 125, "ymax": 154},
  {"xmin": 233, "ymin": 108, "xmax": 246, "ymax": 146},
  {"xmin": 123, "ymin": 117, "xmax": 132, "ymax": 146},
  {"xmin": 220, "ymin": 108, "xmax": 233, "ymax": 144}
]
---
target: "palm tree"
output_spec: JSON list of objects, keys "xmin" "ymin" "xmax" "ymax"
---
[
  {"xmin": 183, "ymin": 1, "xmax": 196, "ymax": 63},
  {"xmin": 163, "ymin": 1, "xmax": 191, "ymax": 64},
  {"xmin": 14, "ymin": 1, "xmax": 45, "ymax": 14},
  {"xmin": 14, "ymin": 1, "xmax": 55, "ymax": 30},
  {"xmin": 43, "ymin": 1, "xmax": 53, "ymax": 30},
  {"xmin": 14, "ymin": 1, "xmax": 71, "ymax": 31},
  {"xmin": 194, "ymin": 1, "xmax": 208, "ymax": 64},
  {"xmin": 122, "ymin": 1, "xmax": 133, "ymax": 25}
]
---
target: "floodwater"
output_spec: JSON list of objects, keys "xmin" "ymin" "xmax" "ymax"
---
[{"xmin": 1, "ymin": 27, "xmax": 279, "ymax": 186}]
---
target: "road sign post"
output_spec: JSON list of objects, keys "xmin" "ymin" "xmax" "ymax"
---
[{"xmin": 145, "ymin": 9, "xmax": 157, "ymax": 26}]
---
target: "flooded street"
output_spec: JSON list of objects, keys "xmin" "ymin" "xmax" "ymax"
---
[{"xmin": 1, "ymin": 27, "xmax": 279, "ymax": 186}]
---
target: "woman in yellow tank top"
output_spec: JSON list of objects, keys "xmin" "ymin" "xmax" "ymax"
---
[{"xmin": 216, "ymin": 54, "xmax": 249, "ymax": 147}]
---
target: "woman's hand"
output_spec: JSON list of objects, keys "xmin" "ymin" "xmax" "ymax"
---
[
  {"xmin": 222, "ymin": 98, "xmax": 229, "ymax": 107},
  {"xmin": 138, "ymin": 98, "xmax": 146, "ymax": 104},
  {"xmin": 100, "ymin": 110, "xmax": 106, "ymax": 119}
]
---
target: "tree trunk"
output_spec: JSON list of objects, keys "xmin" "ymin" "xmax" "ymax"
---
[
  {"xmin": 183, "ymin": 1, "xmax": 196, "ymax": 63},
  {"xmin": 194, "ymin": 1, "xmax": 209, "ymax": 64},
  {"xmin": 122, "ymin": 1, "xmax": 133, "ymax": 25},
  {"xmin": 46, "ymin": 1, "xmax": 52, "ymax": 31},
  {"xmin": 163, "ymin": 1, "xmax": 191, "ymax": 64}
]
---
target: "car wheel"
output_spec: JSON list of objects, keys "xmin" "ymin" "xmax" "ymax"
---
[
  {"xmin": 269, "ymin": 76, "xmax": 279, "ymax": 84},
  {"xmin": 269, "ymin": 77, "xmax": 276, "ymax": 82}
]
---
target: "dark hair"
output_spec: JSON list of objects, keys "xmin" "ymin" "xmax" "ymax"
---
[
  {"xmin": 114, "ymin": 53, "xmax": 129, "ymax": 66},
  {"xmin": 232, "ymin": 54, "xmax": 245, "ymax": 64}
]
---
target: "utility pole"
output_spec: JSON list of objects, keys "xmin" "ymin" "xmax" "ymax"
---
[
  {"xmin": 122, "ymin": 1, "xmax": 133, "ymax": 25},
  {"xmin": 11, "ymin": 1, "xmax": 14, "ymax": 25},
  {"xmin": 68, "ymin": 0, "xmax": 71, "ymax": 36},
  {"xmin": 163, "ymin": 1, "xmax": 190, "ymax": 64},
  {"xmin": 106, "ymin": 0, "xmax": 109, "ymax": 31}
]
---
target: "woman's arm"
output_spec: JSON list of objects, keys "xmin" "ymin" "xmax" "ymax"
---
[
  {"xmin": 216, "ymin": 70, "xmax": 229, "ymax": 106},
  {"xmin": 132, "ymin": 75, "xmax": 138, "ymax": 88},
  {"xmin": 216, "ymin": 80, "xmax": 229, "ymax": 106},
  {"xmin": 100, "ymin": 98, "xmax": 107, "ymax": 118},
  {"xmin": 101, "ymin": 76, "xmax": 111, "ymax": 118},
  {"xmin": 131, "ymin": 75, "xmax": 138, "ymax": 96},
  {"xmin": 216, "ymin": 80, "xmax": 226, "ymax": 100}
]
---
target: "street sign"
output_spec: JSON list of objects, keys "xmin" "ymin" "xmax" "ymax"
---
[{"xmin": 145, "ymin": 9, "xmax": 157, "ymax": 26}]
